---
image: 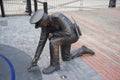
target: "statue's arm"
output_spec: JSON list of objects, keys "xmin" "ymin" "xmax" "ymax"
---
[{"xmin": 34, "ymin": 27, "xmax": 49, "ymax": 58}]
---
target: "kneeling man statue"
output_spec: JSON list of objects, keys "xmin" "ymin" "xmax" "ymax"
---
[{"xmin": 28, "ymin": 9, "xmax": 95, "ymax": 74}]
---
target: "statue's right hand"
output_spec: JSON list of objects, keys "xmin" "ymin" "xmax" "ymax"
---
[
  {"xmin": 27, "ymin": 59, "xmax": 37, "ymax": 71},
  {"xmin": 48, "ymin": 33, "xmax": 53, "ymax": 39}
]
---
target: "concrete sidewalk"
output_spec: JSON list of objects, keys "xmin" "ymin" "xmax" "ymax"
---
[{"xmin": 0, "ymin": 7, "xmax": 120, "ymax": 80}]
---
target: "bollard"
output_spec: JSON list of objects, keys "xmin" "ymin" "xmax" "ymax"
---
[
  {"xmin": 25, "ymin": 0, "xmax": 32, "ymax": 15},
  {"xmin": 34, "ymin": 0, "xmax": 48, "ymax": 14},
  {"xmin": 0, "ymin": 0, "xmax": 5, "ymax": 17},
  {"xmin": 43, "ymin": 2, "xmax": 48, "ymax": 14},
  {"xmin": 34, "ymin": 0, "xmax": 38, "ymax": 12},
  {"xmin": 109, "ymin": 0, "xmax": 116, "ymax": 8}
]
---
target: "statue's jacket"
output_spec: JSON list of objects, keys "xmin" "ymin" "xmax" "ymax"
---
[{"xmin": 36, "ymin": 13, "xmax": 81, "ymax": 55}]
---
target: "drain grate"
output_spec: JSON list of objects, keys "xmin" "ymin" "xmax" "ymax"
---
[{"xmin": 0, "ymin": 20, "xmax": 8, "ymax": 26}]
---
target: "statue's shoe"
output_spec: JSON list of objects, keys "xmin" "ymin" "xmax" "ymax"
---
[
  {"xmin": 42, "ymin": 65, "xmax": 60, "ymax": 74},
  {"xmin": 81, "ymin": 46, "xmax": 95, "ymax": 55},
  {"xmin": 69, "ymin": 45, "xmax": 95, "ymax": 59}
]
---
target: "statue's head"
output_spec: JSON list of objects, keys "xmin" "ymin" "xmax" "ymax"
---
[{"xmin": 30, "ymin": 9, "xmax": 49, "ymax": 29}]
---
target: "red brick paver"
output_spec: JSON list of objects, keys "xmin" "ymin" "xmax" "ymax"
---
[{"xmin": 64, "ymin": 8, "xmax": 120, "ymax": 80}]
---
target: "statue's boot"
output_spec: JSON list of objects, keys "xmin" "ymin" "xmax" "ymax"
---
[
  {"xmin": 42, "ymin": 65, "xmax": 60, "ymax": 74},
  {"xmin": 42, "ymin": 42, "xmax": 60, "ymax": 74},
  {"xmin": 70, "ymin": 45, "xmax": 95, "ymax": 59}
]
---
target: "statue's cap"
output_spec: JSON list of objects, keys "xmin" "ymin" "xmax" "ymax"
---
[{"xmin": 30, "ymin": 9, "xmax": 44, "ymax": 24}]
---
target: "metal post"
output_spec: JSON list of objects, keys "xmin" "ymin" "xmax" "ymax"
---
[
  {"xmin": 79, "ymin": 0, "xmax": 83, "ymax": 10},
  {"xmin": 43, "ymin": 2, "xmax": 48, "ymax": 14},
  {"xmin": 0, "ymin": 0, "xmax": 5, "ymax": 17},
  {"xmin": 37, "ymin": 0, "xmax": 48, "ymax": 13},
  {"xmin": 34, "ymin": 0, "xmax": 38, "ymax": 12},
  {"xmin": 109, "ymin": 0, "xmax": 116, "ymax": 8},
  {"xmin": 26, "ymin": 0, "xmax": 32, "ymax": 15}
]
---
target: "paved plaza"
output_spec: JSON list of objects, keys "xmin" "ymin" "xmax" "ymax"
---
[
  {"xmin": 0, "ymin": 6, "xmax": 120, "ymax": 80},
  {"xmin": 1, "ymin": 0, "xmax": 120, "ymax": 15}
]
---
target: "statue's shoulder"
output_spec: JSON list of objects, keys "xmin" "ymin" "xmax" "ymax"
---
[{"xmin": 51, "ymin": 13, "xmax": 64, "ymax": 18}]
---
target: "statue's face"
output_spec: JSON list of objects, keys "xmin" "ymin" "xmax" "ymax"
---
[
  {"xmin": 40, "ymin": 20, "xmax": 48, "ymax": 27},
  {"xmin": 35, "ymin": 20, "xmax": 48, "ymax": 29}
]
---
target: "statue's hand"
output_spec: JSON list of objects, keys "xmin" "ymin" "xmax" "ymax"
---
[
  {"xmin": 27, "ymin": 59, "xmax": 37, "ymax": 71},
  {"xmin": 48, "ymin": 33, "xmax": 53, "ymax": 39}
]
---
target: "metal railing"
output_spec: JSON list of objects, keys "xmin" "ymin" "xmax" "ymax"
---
[
  {"xmin": 0, "ymin": 0, "xmax": 119, "ymax": 17},
  {"xmin": 36, "ymin": 0, "xmax": 119, "ymax": 13},
  {"xmin": 0, "ymin": 0, "xmax": 32, "ymax": 17},
  {"xmin": 0, "ymin": 0, "xmax": 48, "ymax": 17}
]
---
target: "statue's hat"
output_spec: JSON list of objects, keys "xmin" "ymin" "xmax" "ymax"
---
[{"xmin": 30, "ymin": 9, "xmax": 44, "ymax": 24}]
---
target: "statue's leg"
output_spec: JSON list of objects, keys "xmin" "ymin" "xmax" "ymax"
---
[
  {"xmin": 70, "ymin": 45, "xmax": 95, "ymax": 59},
  {"xmin": 49, "ymin": 42, "xmax": 53, "ymax": 65},
  {"xmin": 61, "ymin": 44, "xmax": 71, "ymax": 61},
  {"xmin": 42, "ymin": 38, "xmax": 61, "ymax": 74}
]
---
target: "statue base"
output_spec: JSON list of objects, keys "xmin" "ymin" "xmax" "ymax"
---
[{"xmin": 0, "ymin": 44, "xmax": 42, "ymax": 80}]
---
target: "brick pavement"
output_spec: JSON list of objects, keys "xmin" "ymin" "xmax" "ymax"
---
[{"xmin": 64, "ymin": 7, "xmax": 120, "ymax": 80}]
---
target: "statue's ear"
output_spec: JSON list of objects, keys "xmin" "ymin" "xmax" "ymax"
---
[{"xmin": 30, "ymin": 9, "xmax": 44, "ymax": 24}]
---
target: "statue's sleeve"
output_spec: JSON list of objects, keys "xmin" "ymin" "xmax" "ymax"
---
[{"xmin": 35, "ymin": 27, "xmax": 49, "ymax": 56}]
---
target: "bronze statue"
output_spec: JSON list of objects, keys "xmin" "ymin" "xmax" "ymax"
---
[{"xmin": 28, "ymin": 9, "xmax": 95, "ymax": 74}]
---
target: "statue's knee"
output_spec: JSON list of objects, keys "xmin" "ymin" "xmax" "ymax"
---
[{"xmin": 50, "ymin": 39, "xmax": 59, "ymax": 46}]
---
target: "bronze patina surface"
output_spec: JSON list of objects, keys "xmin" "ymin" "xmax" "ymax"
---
[{"xmin": 28, "ymin": 9, "xmax": 95, "ymax": 74}]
